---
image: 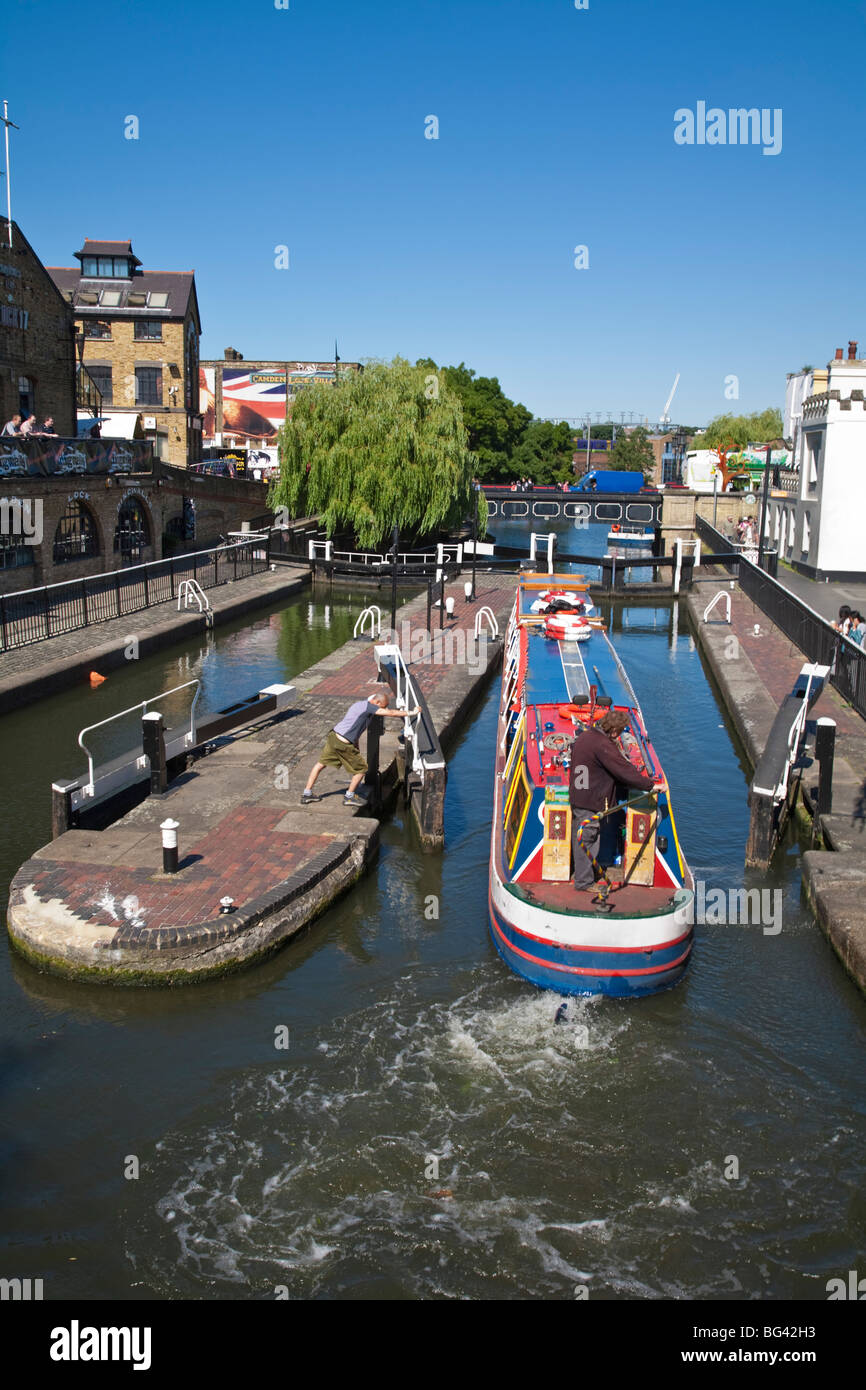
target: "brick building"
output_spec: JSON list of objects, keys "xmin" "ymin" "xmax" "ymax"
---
[
  {"xmin": 0, "ymin": 461, "xmax": 273, "ymax": 596},
  {"xmin": 48, "ymin": 240, "xmax": 202, "ymax": 468},
  {"xmin": 0, "ymin": 218, "xmax": 76, "ymax": 436}
]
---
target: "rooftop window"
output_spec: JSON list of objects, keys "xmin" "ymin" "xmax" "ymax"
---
[
  {"xmin": 99, "ymin": 289, "xmax": 122, "ymax": 307},
  {"xmin": 148, "ymin": 292, "xmax": 169, "ymax": 308},
  {"xmin": 81, "ymin": 255, "xmax": 133, "ymax": 278}
]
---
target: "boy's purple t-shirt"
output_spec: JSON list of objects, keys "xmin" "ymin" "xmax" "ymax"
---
[{"xmin": 333, "ymin": 698, "xmax": 377, "ymax": 746}]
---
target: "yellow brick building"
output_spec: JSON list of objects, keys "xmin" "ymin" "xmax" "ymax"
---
[{"xmin": 48, "ymin": 240, "xmax": 202, "ymax": 468}]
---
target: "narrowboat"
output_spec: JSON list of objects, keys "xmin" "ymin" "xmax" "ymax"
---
[{"xmin": 488, "ymin": 572, "xmax": 694, "ymax": 997}]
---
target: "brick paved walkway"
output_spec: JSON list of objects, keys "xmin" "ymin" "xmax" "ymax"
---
[
  {"xmin": 8, "ymin": 574, "xmax": 518, "ymax": 981},
  {"xmin": 689, "ymin": 571, "xmax": 866, "ymax": 847}
]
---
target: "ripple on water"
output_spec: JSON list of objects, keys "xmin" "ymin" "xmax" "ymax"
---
[{"xmin": 125, "ymin": 976, "xmax": 855, "ymax": 1301}]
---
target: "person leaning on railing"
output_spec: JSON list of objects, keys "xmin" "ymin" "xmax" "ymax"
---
[{"xmin": 846, "ymin": 613, "xmax": 865, "ymax": 646}]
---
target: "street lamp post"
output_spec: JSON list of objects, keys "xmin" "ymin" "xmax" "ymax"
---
[
  {"xmin": 757, "ymin": 443, "xmax": 772, "ymax": 570},
  {"xmin": 390, "ymin": 523, "xmax": 399, "ymax": 634}
]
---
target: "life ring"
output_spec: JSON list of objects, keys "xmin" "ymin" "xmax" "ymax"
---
[
  {"xmin": 544, "ymin": 614, "xmax": 591, "ymax": 642},
  {"xmin": 611, "ymin": 524, "xmax": 621, "ymax": 532}
]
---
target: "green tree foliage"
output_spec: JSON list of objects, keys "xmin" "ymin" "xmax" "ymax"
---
[
  {"xmin": 416, "ymin": 359, "xmax": 532, "ymax": 480},
  {"xmin": 608, "ymin": 426, "xmax": 654, "ymax": 474},
  {"xmin": 699, "ymin": 408, "xmax": 784, "ymax": 450},
  {"xmin": 271, "ymin": 358, "xmax": 482, "ymax": 549},
  {"xmin": 510, "ymin": 420, "xmax": 576, "ymax": 484}
]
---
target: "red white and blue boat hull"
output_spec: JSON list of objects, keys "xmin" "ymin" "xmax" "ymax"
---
[{"xmin": 488, "ymin": 868, "xmax": 693, "ymax": 999}]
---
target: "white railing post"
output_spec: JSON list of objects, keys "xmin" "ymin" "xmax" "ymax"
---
[
  {"xmin": 673, "ymin": 538, "xmax": 683, "ymax": 595},
  {"xmin": 547, "ymin": 533, "xmax": 555, "ymax": 573}
]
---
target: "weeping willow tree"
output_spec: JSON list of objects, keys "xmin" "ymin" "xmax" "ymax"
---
[{"xmin": 270, "ymin": 356, "xmax": 486, "ymax": 549}]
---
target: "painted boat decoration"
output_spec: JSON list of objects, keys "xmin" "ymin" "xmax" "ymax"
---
[{"xmin": 488, "ymin": 571, "xmax": 694, "ymax": 998}]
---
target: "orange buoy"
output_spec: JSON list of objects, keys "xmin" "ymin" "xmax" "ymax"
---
[{"xmin": 89, "ymin": 671, "xmax": 106, "ymax": 686}]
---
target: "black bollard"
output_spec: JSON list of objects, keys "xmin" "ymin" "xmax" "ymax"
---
[{"xmin": 142, "ymin": 711, "xmax": 168, "ymax": 795}]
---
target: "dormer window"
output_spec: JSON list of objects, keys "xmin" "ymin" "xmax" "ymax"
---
[{"xmin": 81, "ymin": 255, "xmax": 133, "ymax": 278}]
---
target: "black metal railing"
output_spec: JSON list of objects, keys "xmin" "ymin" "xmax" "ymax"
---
[
  {"xmin": 696, "ymin": 515, "xmax": 866, "ymax": 721},
  {"xmin": 0, "ymin": 539, "xmax": 268, "ymax": 652},
  {"xmin": 695, "ymin": 515, "xmax": 779, "ymax": 577}
]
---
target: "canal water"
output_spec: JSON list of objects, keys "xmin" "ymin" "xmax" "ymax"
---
[{"xmin": 1, "ymin": 533, "xmax": 864, "ymax": 1302}]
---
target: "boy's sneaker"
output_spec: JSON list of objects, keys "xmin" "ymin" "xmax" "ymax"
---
[
  {"xmin": 300, "ymin": 789, "xmax": 318, "ymax": 804},
  {"xmin": 343, "ymin": 793, "xmax": 365, "ymax": 807}
]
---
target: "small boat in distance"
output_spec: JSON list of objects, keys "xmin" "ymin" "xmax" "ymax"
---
[
  {"xmin": 607, "ymin": 524, "xmax": 654, "ymax": 547},
  {"xmin": 488, "ymin": 571, "xmax": 694, "ymax": 997}
]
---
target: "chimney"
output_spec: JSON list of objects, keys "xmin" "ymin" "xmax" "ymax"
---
[
  {"xmin": 848, "ymin": 341, "xmax": 858, "ymax": 360},
  {"xmin": 834, "ymin": 348, "xmax": 844, "ymax": 361}
]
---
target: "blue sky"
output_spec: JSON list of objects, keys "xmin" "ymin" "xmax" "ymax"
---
[{"xmin": 3, "ymin": 0, "xmax": 864, "ymax": 426}]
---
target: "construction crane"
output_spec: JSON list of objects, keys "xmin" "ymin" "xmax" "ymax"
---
[{"xmin": 660, "ymin": 372, "xmax": 680, "ymax": 429}]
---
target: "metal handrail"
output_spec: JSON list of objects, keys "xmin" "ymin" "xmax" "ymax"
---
[
  {"xmin": 703, "ymin": 590, "xmax": 732, "ymax": 623},
  {"xmin": 474, "ymin": 606, "xmax": 500, "ymax": 640},
  {"xmin": 3, "ymin": 539, "xmax": 257, "ymax": 601},
  {"xmin": 77, "ymin": 679, "xmax": 201, "ymax": 798},
  {"xmin": 373, "ymin": 642, "xmax": 442, "ymax": 776},
  {"xmin": 177, "ymin": 579, "xmax": 211, "ymax": 613},
  {"xmin": 354, "ymin": 605, "xmax": 382, "ymax": 638}
]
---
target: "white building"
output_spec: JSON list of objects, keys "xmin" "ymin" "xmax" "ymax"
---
[{"xmin": 767, "ymin": 343, "xmax": 866, "ymax": 581}]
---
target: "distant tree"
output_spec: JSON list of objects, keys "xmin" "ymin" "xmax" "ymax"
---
[
  {"xmin": 700, "ymin": 409, "xmax": 783, "ymax": 451},
  {"xmin": 608, "ymin": 426, "xmax": 653, "ymax": 474},
  {"xmin": 416, "ymin": 359, "xmax": 532, "ymax": 481},
  {"xmin": 510, "ymin": 419, "xmax": 576, "ymax": 484},
  {"xmin": 271, "ymin": 357, "xmax": 483, "ymax": 548}
]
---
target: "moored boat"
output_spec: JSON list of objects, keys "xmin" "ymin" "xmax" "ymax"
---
[
  {"xmin": 488, "ymin": 571, "xmax": 694, "ymax": 997},
  {"xmin": 607, "ymin": 524, "xmax": 654, "ymax": 547}
]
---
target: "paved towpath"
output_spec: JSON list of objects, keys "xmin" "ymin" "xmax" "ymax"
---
[
  {"xmin": 687, "ymin": 574, "xmax": 866, "ymax": 994},
  {"xmin": 8, "ymin": 575, "xmax": 517, "ymax": 982}
]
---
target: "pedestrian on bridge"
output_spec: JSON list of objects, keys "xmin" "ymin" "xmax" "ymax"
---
[{"xmin": 301, "ymin": 692, "xmax": 419, "ymax": 807}]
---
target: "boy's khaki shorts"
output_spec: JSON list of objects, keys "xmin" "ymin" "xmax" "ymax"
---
[{"xmin": 319, "ymin": 729, "xmax": 367, "ymax": 775}]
